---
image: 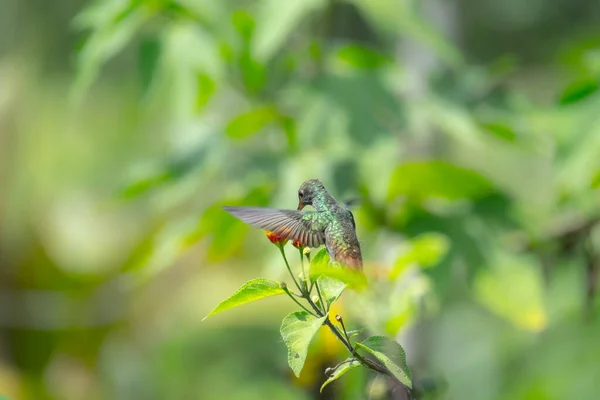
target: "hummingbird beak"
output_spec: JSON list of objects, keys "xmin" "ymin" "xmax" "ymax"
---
[{"xmin": 297, "ymin": 201, "xmax": 305, "ymax": 210}]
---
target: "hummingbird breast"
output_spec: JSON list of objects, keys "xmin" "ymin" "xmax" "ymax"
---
[{"xmin": 324, "ymin": 213, "xmax": 363, "ymax": 270}]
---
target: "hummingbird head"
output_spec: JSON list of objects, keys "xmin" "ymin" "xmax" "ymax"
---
[{"xmin": 297, "ymin": 179, "xmax": 326, "ymax": 210}]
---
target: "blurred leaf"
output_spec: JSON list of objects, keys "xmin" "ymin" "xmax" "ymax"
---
[
  {"xmin": 474, "ymin": 254, "xmax": 547, "ymax": 332},
  {"xmin": 389, "ymin": 233, "xmax": 449, "ymax": 279},
  {"xmin": 320, "ymin": 358, "xmax": 362, "ymax": 392},
  {"xmin": 239, "ymin": 52, "xmax": 267, "ymax": 94},
  {"xmin": 279, "ymin": 116, "xmax": 297, "ymax": 149},
  {"xmin": 280, "ymin": 311, "xmax": 326, "ymax": 377},
  {"xmin": 252, "ymin": 0, "xmax": 325, "ymax": 62},
  {"xmin": 226, "ymin": 106, "xmax": 278, "ymax": 139},
  {"xmin": 203, "ymin": 278, "xmax": 286, "ymax": 320},
  {"xmin": 195, "ymin": 72, "xmax": 216, "ymax": 112},
  {"xmin": 309, "ymin": 249, "xmax": 367, "ymax": 290},
  {"xmin": 232, "ymin": 10, "xmax": 255, "ymax": 39},
  {"xmin": 314, "ymin": 73, "xmax": 400, "ymax": 144},
  {"xmin": 311, "ymin": 265, "xmax": 367, "ymax": 290},
  {"xmin": 388, "ymin": 161, "xmax": 493, "ymax": 203},
  {"xmin": 559, "ymin": 78, "xmax": 599, "ymax": 105},
  {"xmin": 350, "ymin": 0, "xmax": 462, "ymax": 67},
  {"xmin": 119, "ymin": 171, "xmax": 171, "ymax": 198},
  {"xmin": 356, "ymin": 336, "xmax": 412, "ymax": 388},
  {"xmin": 117, "ymin": 144, "xmax": 208, "ymax": 199},
  {"xmin": 385, "ymin": 306, "xmax": 415, "ymax": 335},
  {"xmin": 139, "ymin": 35, "xmax": 161, "ymax": 96},
  {"xmin": 334, "ymin": 44, "xmax": 390, "ymax": 69},
  {"xmin": 481, "ymin": 122, "xmax": 517, "ymax": 142},
  {"xmin": 73, "ymin": 4, "xmax": 151, "ymax": 100},
  {"xmin": 592, "ymin": 171, "xmax": 600, "ymax": 188}
]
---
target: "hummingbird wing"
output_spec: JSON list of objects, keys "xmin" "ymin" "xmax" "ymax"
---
[{"xmin": 222, "ymin": 206, "xmax": 327, "ymax": 248}]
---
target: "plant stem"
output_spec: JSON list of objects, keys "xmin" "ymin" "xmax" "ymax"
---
[
  {"xmin": 315, "ymin": 281, "xmax": 327, "ymax": 313},
  {"xmin": 336, "ymin": 315, "xmax": 351, "ymax": 342},
  {"xmin": 279, "ymin": 247, "xmax": 303, "ymax": 294},
  {"xmin": 278, "ymin": 246, "xmax": 391, "ymax": 380},
  {"xmin": 298, "ymin": 248, "xmax": 308, "ymax": 294},
  {"xmin": 282, "ymin": 287, "xmax": 316, "ymax": 316}
]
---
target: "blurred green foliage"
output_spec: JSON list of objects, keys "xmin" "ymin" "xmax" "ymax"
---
[{"xmin": 1, "ymin": 0, "xmax": 600, "ymax": 399}]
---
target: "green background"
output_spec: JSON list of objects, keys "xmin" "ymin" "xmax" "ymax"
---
[{"xmin": 1, "ymin": 0, "xmax": 600, "ymax": 399}]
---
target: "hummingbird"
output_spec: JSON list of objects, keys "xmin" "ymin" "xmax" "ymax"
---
[{"xmin": 222, "ymin": 179, "xmax": 363, "ymax": 270}]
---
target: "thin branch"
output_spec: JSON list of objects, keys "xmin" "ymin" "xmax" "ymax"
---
[
  {"xmin": 282, "ymin": 286, "xmax": 316, "ymax": 317},
  {"xmin": 279, "ymin": 247, "xmax": 303, "ymax": 294}
]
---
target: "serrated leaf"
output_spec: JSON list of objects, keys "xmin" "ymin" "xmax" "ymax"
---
[
  {"xmin": 280, "ymin": 311, "xmax": 327, "ymax": 377},
  {"xmin": 203, "ymin": 278, "xmax": 285, "ymax": 320},
  {"xmin": 226, "ymin": 106, "xmax": 278, "ymax": 139},
  {"xmin": 252, "ymin": 0, "xmax": 325, "ymax": 62},
  {"xmin": 356, "ymin": 336, "xmax": 412, "ymax": 388},
  {"xmin": 320, "ymin": 358, "xmax": 362, "ymax": 392},
  {"xmin": 317, "ymin": 276, "xmax": 346, "ymax": 306}
]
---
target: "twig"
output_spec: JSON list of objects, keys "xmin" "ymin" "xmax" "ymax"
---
[{"xmin": 279, "ymin": 247, "xmax": 303, "ymax": 294}]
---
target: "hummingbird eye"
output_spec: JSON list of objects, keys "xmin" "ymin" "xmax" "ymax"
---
[{"xmin": 298, "ymin": 190, "xmax": 305, "ymax": 198}]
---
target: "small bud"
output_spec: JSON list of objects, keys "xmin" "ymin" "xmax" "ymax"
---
[
  {"xmin": 292, "ymin": 240, "xmax": 304, "ymax": 249},
  {"xmin": 312, "ymin": 295, "xmax": 319, "ymax": 304},
  {"xmin": 303, "ymin": 247, "xmax": 310, "ymax": 255},
  {"xmin": 280, "ymin": 282, "xmax": 287, "ymax": 289},
  {"xmin": 335, "ymin": 314, "xmax": 342, "ymax": 322}
]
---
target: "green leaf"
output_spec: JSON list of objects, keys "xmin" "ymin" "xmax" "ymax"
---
[
  {"xmin": 388, "ymin": 161, "xmax": 493, "ymax": 203},
  {"xmin": 310, "ymin": 247, "xmax": 330, "ymax": 269},
  {"xmin": 252, "ymin": 0, "xmax": 325, "ymax": 62},
  {"xmin": 334, "ymin": 44, "xmax": 390, "ymax": 69},
  {"xmin": 474, "ymin": 253, "xmax": 547, "ymax": 332},
  {"xmin": 226, "ymin": 106, "xmax": 278, "ymax": 139},
  {"xmin": 310, "ymin": 266, "xmax": 368, "ymax": 291},
  {"xmin": 309, "ymin": 249, "xmax": 367, "ymax": 290},
  {"xmin": 389, "ymin": 233, "xmax": 449, "ymax": 279},
  {"xmin": 320, "ymin": 358, "xmax": 362, "ymax": 392},
  {"xmin": 592, "ymin": 170, "xmax": 600, "ymax": 188},
  {"xmin": 356, "ymin": 336, "xmax": 412, "ymax": 388},
  {"xmin": 559, "ymin": 78, "xmax": 599, "ymax": 105},
  {"xmin": 72, "ymin": 4, "xmax": 150, "ymax": 101},
  {"xmin": 481, "ymin": 122, "xmax": 516, "ymax": 142},
  {"xmin": 203, "ymin": 279, "xmax": 286, "ymax": 320},
  {"xmin": 280, "ymin": 311, "xmax": 327, "ymax": 377},
  {"xmin": 317, "ymin": 276, "xmax": 346, "ymax": 306},
  {"xmin": 349, "ymin": 0, "xmax": 462, "ymax": 68},
  {"xmin": 139, "ymin": 35, "xmax": 161, "ymax": 96},
  {"xmin": 195, "ymin": 72, "xmax": 216, "ymax": 112}
]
